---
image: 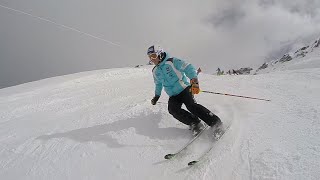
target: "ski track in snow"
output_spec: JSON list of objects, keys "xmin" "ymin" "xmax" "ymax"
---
[{"xmin": 0, "ymin": 62, "xmax": 320, "ymax": 179}]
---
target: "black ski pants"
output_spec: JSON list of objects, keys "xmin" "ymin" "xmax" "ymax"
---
[{"xmin": 168, "ymin": 86, "xmax": 220, "ymax": 126}]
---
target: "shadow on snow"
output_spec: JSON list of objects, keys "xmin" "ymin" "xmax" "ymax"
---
[{"xmin": 37, "ymin": 113, "xmax": 189, "ymax": 148}]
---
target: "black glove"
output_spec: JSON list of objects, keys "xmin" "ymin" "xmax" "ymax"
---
[{"xmin": 151, "ymin": 96, "xmax": 160, "ymax": 105}]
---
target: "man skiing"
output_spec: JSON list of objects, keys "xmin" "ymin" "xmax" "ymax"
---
[{"xmin": 147, "ymin": 45, "xmax": 222, "ymax": 135}]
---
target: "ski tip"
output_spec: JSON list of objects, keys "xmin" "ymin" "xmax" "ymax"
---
[
  {"xmin": 188, "ymin": 161, "xmax": 198, "ymax": 166},
  {"xmin": 164, "ymin": 154, "xmax": 175, "ymax": 159}
]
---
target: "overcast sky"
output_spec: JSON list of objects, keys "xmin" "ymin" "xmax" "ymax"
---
[{"xmin": 1, "ymin": 0, "xmax": 320, "ymax": 88}]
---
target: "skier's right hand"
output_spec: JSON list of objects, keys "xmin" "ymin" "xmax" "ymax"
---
[{"xmin": 151, "ymin": 96, "xmax": 160, "ymax": 105}]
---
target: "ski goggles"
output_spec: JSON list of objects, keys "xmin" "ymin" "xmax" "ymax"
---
[{"xmin": 148, "ymin": 53, "xmax": 158, "ymax": 60}]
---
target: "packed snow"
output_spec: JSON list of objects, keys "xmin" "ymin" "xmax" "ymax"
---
[{"xmin": 0, "ymin": 55, "xmax": 320, "ymax": 179}]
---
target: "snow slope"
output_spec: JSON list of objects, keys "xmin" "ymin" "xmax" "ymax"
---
[{"xmin": 0, "ymin": 61, "xmax": 320, "ymax": 179}]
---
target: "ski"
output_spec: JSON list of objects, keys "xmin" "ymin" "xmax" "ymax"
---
[
  {"xmin": 187, "ymin": 125, "xmax": 230, "ymax": 166},
  {"xmin": 164, "ymin": 125, "xmax": 209, "ymax": 160}
]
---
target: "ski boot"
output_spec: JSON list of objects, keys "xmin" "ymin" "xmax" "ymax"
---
[
  {"xmin": 210, "ymin": 119, "xmax": 224, "ymax": 140},
  {"xmin": 189, "ymin": 121, "xmax": 204, "ymax": 136}
]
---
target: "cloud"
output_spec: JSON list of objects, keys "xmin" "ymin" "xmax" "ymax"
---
[
  {"xmin": 192, "ymin": 0, "xmax": 320, "ymax": 70},
  {"xmin": 1, "ymin": 0, "xmax": 320, "ymax": 88},
  {"xmin": 209, "ymin": 8, "xmax": 245, "ymax": 28}
]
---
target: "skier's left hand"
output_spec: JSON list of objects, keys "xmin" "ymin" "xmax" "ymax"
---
[
  {"xmin": 190, "ymin": 78, "xmax": 200, "ymax": 94},
  {"xmin": 151, "ymin": 96, "xmax": 160, "ymax": 105}
]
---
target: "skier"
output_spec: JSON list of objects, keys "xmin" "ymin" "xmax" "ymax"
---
[
  {"xmin": 232, "ymin": 69, "xmax": 238, "ymax": 75},
  {"xmin": 147, "ymin": 45, "xmax": 222, "ymax": 135}
]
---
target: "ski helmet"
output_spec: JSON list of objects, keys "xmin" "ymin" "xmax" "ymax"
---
[{"xmin": 147, "ymin": 45, "xmax": 164, "ymax": 59}]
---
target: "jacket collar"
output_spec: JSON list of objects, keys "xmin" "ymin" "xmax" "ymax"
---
[{"xmin": 156, "ymin": 52, "xmax": 170, "ymax": 67}]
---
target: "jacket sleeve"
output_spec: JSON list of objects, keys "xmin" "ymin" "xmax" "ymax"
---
[
  {"xmin": 173, "ymin": 58, "xmax": 198, "ymax": 80},
  {"xmin": 152, "ymin": 69, "xmax": 163, "ymax": 96}
]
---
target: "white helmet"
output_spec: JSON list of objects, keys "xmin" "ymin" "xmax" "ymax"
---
[{"xmin": 147, "ymin": 45, "xmax": 164, "ymax": 58}]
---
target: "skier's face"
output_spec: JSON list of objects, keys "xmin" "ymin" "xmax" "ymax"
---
[{"xmin": 148, "ymin": 53, "xmax": 160, "ymax": 65}]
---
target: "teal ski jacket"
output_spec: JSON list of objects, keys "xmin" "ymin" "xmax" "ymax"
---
[{"xmin": 152, "ymin": 53, "xmax": 198, "ymax": 97}]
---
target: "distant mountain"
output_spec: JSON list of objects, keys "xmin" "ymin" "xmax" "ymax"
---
[{"xmin": 255, "ymin": 37, "xmax": 320, "ymax": 74}]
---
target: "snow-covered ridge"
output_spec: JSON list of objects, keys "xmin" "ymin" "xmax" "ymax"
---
[
  {"xmin": 0, "ymin": 67, "xmax": 151, "ymax": 96},
  {"xmin": 255, "ymin": 38, "xmax": 320, "ymax": 74}
]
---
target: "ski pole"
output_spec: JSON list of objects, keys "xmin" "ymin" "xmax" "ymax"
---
[
  {"xmin": 157, "ymin": 102, "xmax": 168, "ymax": 105},
  {"xmin": 200, "ymin": 90, "xmax": 271, "ymax": 102}
]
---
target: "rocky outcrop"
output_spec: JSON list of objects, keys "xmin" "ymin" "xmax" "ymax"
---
[
  {"xmin": 255, "ymin": 37, "xmax": 320, "ymax": 74},
  {"xmin": 279, "ymin": 54, "xmax": 293, "ymax": 63}
]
